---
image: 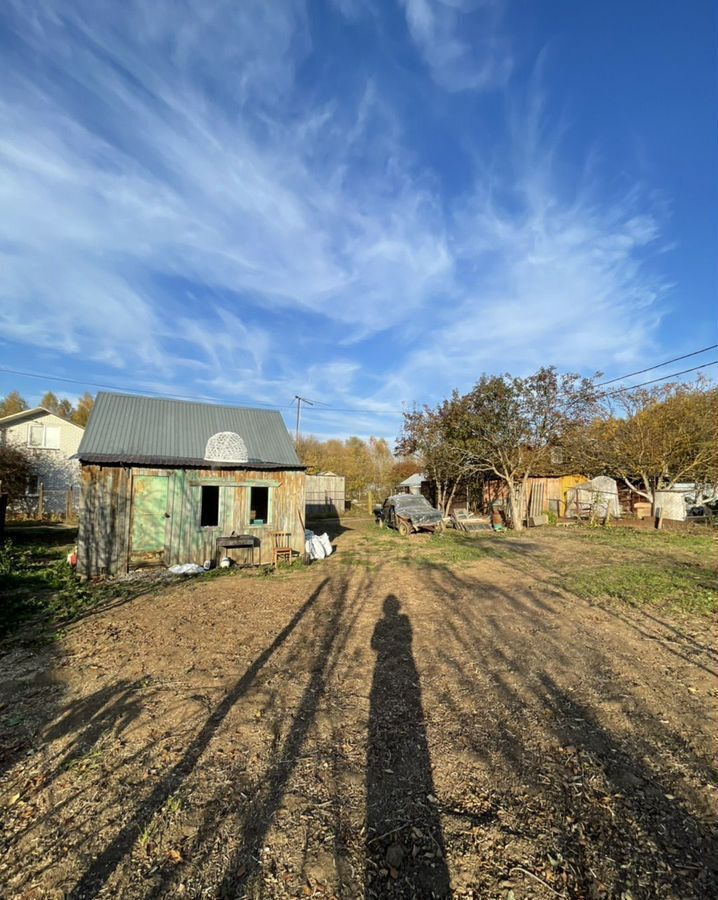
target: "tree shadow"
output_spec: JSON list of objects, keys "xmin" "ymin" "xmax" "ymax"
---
[
  {"xmin": 365, "ymin": 594, "xmax": 451, "ymax": 898},
  {"xmin": 68, "ymin": 576, "xmax": 333, "ymax": 898},
  {"xmin": 143, "ymin": 567, "xmax": 374, "ymax": 898},
  {"xmin": 415, "ymin": 562, "xmax": 718, "ymax": 898}
]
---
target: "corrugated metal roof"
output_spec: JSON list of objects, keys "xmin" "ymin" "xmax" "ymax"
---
[{"xmin": 77, "ymin": 392, "xmax": 301, "ymax": 468}]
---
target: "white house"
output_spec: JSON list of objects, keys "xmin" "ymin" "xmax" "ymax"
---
[
  {"xmin": 397, "ymin": 472, "xmax": 426, "ymax": 495},
  {"xmin": 0, "ymin": 407, "xmax": 84, "ymax": 516}
]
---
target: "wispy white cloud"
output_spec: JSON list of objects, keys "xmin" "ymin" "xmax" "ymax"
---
[
  {"xmin": 0, "ymin": 0, "xmax": 672, "ymax": 441},
  {"xmin": 370, "ymin": 91, "xmax": 669, "ymax": 411},
  {"xmin": 0, "ymin": 0, "xmax": 450, "ymax": 378},
  {"xmin": 399, "ymin": 0, "xmax": 512, "ymax": 91}
]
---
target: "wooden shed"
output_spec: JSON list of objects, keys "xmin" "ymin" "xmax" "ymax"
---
[
  {"xmin": 305, "ymin": 472, "xmax": 345, "ymax": 518},
  {"xmin": 76, "ymin": 392, "xmax": 306, "ymax": 576},
  {"xmin": 482, "ymin": 474, "xmax": 589, "ymax": 518}
]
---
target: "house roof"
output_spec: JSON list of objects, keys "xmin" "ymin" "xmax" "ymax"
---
[
  {"xmin": 0, "ymin": 406, "xmax": 50, "ymax": 426},
  {"xmin": 77, "ymin": 392, "xmax": 302, "ymax": 469},
  {"xmin": 0, "ymin": 407, "xmax": 85, "ymax": 430},
  {"xmin": 398, "ymin": 472, "xmax": 426, "ymax": 487}
]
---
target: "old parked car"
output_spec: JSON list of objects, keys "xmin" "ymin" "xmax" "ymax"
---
[
  {"xmin": 686, "ymin": 498, "xmax": 718, "ymax": 525},
  {"xmin": 375, "ymin": 493, "xmax": 444, "ymax": 536}
]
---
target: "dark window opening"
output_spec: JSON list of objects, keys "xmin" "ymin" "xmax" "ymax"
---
[
  {"xmin": 200, "ymin": 485, "xmax": 220, "ymax": 527},
  {"xmin": 249, "ymin": 486, "xmax": 269, "ymax": 525}
]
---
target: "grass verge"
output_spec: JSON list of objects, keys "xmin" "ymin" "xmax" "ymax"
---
[{"xmin": 563, "ymin": 561, "xmax": 717, "ymax": 615}]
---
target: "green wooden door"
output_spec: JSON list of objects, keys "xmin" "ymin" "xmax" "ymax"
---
[{"xmin": 132, "ymin": 476, "xmax": 169, "ymax": 554}]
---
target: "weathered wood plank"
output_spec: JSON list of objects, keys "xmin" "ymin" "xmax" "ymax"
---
[{"xmin": 79, "ymin": 465, "xmax": 306, "ymax": 574}]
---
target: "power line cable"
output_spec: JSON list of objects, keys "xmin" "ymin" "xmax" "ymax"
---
[
  {"xmin": 596, "ymin": 344, "xmax": 718, "ymax": 386},
  {"xmin": 298, "ymin": 359, "xmax": 718, "ymax": 414},
  {"xmin": 2, "ymin": 349, "xmax": 716, "ymax": 417},
  {"xmin": 0, "ymin": 364, "xmax": 408, "ymax": 414},
  {"xmin": 599, "ymin": 360, "xmax": 717, "ymax": 397},
  {"xmin": 0, "ymin": 366, "xmax": 292, "ymax": 409}
]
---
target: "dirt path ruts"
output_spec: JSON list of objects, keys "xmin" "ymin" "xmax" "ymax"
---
[{"xmin": 1, "ymin": 520, "xmax": 716, "ymax": 898}]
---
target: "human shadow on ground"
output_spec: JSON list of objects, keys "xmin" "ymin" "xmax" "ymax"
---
[{"xmin": 365, "ymin": 594, "xmax": 451, "ymax": 898}]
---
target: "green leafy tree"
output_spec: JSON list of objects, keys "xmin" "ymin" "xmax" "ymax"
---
[
  {"xmin": 453, "ymin": 368, "xmax": 597, "ymax": 530},
  {"xmin": 397, "ymin": 394, "xmax": 468, "ymax": 514}
]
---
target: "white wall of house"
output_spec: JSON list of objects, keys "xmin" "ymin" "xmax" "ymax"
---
[{"xmin": 0, "ymin": 410, "xmax": 84, "ymax": 514}]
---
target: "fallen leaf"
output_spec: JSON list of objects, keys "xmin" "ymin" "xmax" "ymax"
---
[{"xmin": 9, "ymin": 793, "xmax": 21, "ymax": 806}]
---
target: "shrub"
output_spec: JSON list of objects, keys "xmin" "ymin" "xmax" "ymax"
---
[{"xmin": 0, "ymin": 445, "xmax": 33, "ymax": 501}]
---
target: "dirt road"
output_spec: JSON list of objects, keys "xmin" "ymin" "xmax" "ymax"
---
[{"xmin": 1, "ymin": 520, "xmax": 716, "ymax": 898}]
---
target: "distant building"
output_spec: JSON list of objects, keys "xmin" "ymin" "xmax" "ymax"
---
[
  {"xmin": 0, "ymin": 407, "xmax": 84, "ymax": 515},
  {"xmin": 397, "ymin": 473, "xmax": 426, "ymax": 495}
]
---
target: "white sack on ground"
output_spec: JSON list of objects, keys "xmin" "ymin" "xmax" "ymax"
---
[{"xmin": 168, "ymin": 563, "xmax": 206, "ymax": 575}]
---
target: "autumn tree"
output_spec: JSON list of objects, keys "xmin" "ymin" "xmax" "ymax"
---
[
  {"xmin": 40, "ymin": 391, "xmax": 73, "ymax": 420},
  {"xmin": 578, "ymin": 381, "xmax": 718, "ymax": 509},
  {"xmin": 294, "ymin": 434, "xmax": 395, "ymax": 498},
  {"xmin": 455, "ymin": 368, "xmax": 598, "ymax": 530},
  {"xmin": 71, "ymin": 393, "xmax": 95, "ymax": 427},
  {"xmin": 390, "ymin": 457, "xmax": 423, "ymax": 486},
  {"xmin": 397, "ymin": 394, "xmax": 467, "ymax": 514},
  {"xmin": 0, "ymin": 389, "xmax": 94, "ymax": 425},
  {"xmin": 0, "ymin": 391, "xmax": 28, "ymax": 418}
]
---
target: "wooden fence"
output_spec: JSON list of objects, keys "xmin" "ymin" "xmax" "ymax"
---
[{"xmin": 5, "ymin": 484, "xmax": 80, "ymax": 522}]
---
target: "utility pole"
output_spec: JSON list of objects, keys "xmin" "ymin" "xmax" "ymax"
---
[{"xmin": 294, "ymin": 395, "xmax": 314, "ymax": 441}]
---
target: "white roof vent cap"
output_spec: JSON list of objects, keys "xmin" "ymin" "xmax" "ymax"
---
[{"xmin": 204, "ymin": 431, "xmax": 248, "ymax": 463}]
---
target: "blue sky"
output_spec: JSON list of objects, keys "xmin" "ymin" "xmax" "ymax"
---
[{"xmin": 0, "ymin": 0, "xmax": 715, "ymax": 439}]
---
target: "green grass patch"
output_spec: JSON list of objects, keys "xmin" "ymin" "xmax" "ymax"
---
[
  {"xmin": 355, "ymin": 522, "xmax": 515, "ymax": 566},
  {"xmin": 563, "ymin": 561, "xmax": 718, "ymax": 615},
  {"xmin": 557, "ymin": 525, "xmax": 717, "ymax": 557},
  {"xmin": 0, "ymin": 539, "xmax": 96, "ymax": 638},
  {"xmin": 416, "ymin": 531, "xmax": 512, "ymax": 564}
]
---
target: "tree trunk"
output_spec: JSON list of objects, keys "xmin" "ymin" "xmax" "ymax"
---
[
  {"xmin": 507, "ymin": 477, "xmax": 523, "ymax": 531},
  {"xmin": 436, "ymin": 480, "xmax": 445, "ymax": 514},
  {"xmin": 623, "ymin": 476, "xmax": 653, "ymax": 508}
]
